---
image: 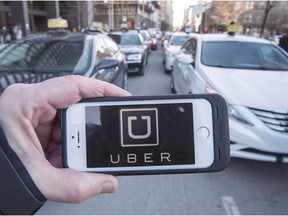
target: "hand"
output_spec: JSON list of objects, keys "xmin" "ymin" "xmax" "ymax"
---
[{"xmin": 0, "ymin": 75, "xmax": 131, "ymax": 203}]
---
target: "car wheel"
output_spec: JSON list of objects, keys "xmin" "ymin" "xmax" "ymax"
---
[
  {"xmin": 170, "ymin": 77, "xmax": 176, "ymax": 94},
  {"xmin": 165, "ymin": 68, "xmax": 171, "ymax": 73}
]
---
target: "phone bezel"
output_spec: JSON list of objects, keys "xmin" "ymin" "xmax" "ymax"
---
[{"xmin": 64, "ymin": 98, "xmax": 215, "ymax": 173}]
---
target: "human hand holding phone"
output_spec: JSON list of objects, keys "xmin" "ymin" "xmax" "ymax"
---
[{"xmin": 0, "ymin": 75, "xmax": 131, "ymax": 203}]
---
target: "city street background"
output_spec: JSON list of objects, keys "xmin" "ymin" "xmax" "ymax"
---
[{"xmin": 37, "ymin": 44, "xmax": 288, "ymax": 215}]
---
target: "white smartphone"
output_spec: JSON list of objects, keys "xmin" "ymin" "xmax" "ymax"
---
[{"xmin": 62, "ymin": 94, "xmax": 230, "ymax": 175}]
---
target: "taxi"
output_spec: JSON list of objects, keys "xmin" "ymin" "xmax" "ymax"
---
[
  {"xmin": 0, "ymin": 18, "xmax": 128, "ymax": 94},
  {"xmin": 171, "ymin": 25, "xmax": 288, "ymax": 162}
]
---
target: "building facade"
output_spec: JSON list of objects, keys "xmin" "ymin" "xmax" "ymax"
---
[
  {"xmin": 204, "ymin": 1, "xmax": 288, "ymax": 37},
  {"xmin": 93, "ymin": 0, "xmax": 164, "ymax": 31},
  {"xmin": 0, "ymin": 0, "xmax": 172, "ymax": 37},
  {"xmin": 0, "ymin": 1, "xmax": 59, "ymax": 36}
]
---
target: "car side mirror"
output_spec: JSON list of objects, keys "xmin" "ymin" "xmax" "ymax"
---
[
  {"xmin": 177, "ymin": 53, "xmax": 195, "ymax": 67},
  {"xmin": 96, "ymin": 59, "xmax": 119, "ymax": 71}
]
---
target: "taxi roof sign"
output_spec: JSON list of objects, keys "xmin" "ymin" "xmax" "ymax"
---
[
  {"xmin": 48, "ymin": 18, "xmax": 68, "ymax": 29},
  {"xmin": 227, "ymin": 24, "xmax": 243, "ymax": 33}
]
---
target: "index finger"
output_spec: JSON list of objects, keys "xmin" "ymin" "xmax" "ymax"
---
[{"xmin": 34, "ymin": 75, "xmax": 131, "ymax": 109}]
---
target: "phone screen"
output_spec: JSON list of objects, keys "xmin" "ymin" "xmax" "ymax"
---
[{"xmin": 85, "ymin": 103, "xmax": 195, "ymax": 168}]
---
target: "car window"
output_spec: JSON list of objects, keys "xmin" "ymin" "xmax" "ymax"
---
[
  {"xmin": 109, "ymin": 34, "xmax": 141, "ymax": 45},
  {"xmin": 121, "ymin": 34, "xmax": 141, "ymax": 45},
  {"xmin": 73, "ymin": 36, "xmax": 93, "ymax": 73},
  {"xmin": 0, "ymin": 39, "xmax": 88, "ymax": 73},
  {"xmin": 96, "ymin": 38, "xmax": 110, "ymax": 64},
  {"xmin": 182, "ymin": 39, "xmax": 197, "ymax": 59},
  {"xmin": 170, "ymin": 35, "xmax": 190, "ymax": 46},
  {"xmin": 201, "ymin": 41, "xmax": 288, "ymax": 70},
  {"xmin": 103, "ymin": 37, "xmax": 119, "ymax": 56},
  {"xmin": 260, "ymin": 45, "xmax": 288, "ymax": 67}
]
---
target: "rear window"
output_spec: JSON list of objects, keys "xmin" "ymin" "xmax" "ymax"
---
[
  {"xmin": 0, "ymin": 35, "xmax": 92, "ymax": 73},
  {"xmin": 109, "ymin": 34, "xmax": 141, "ymax": 45}
]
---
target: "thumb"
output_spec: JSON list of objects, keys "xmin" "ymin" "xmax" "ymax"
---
[{"xmin": 41, "ymin": 167, "xmax": 119, "ymax": 203}]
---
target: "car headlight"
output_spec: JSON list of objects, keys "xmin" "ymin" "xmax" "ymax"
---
[
  {"xmin": 203, "ymin": 85, "xmax": 253, "ymax": 126},
  {"xmin": 127, "ymin": 54, "xmax": 142, "ymax": 61},
  {"xmin": 227, "ymin": 104, "xmax": 254, "ymax": 126}
]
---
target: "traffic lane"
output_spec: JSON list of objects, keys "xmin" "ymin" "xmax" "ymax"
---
[
  {"xmin": 223, "ymin": 158, "xmax": 288, "ymax": 215},
  {"xmin": 36, "ymin": 158, "xmax": 288, "ymax": 214},
  {"xmin": 127, "ymin": 43, "xmax": 171, "ymax": 96}
]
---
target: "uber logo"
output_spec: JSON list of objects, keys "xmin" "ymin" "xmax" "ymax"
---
[{"xmin": 120, "ymin": 108, "xmax": 159, "ymax": 147}]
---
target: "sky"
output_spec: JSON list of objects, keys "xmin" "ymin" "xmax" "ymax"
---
[{"xmin": 172, "ymin": 0, "xmax": 198, "ymax": 27}]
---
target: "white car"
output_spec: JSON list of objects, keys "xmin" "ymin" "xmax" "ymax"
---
[
  {"xmin": 163, "ymin": 32, "xmax": 191, "ymax": 73},
  {"xmin": 171, "ymin": 33, "xmax": 288, "ymax": 162}
]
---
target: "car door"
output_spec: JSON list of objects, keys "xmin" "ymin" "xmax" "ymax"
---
[{"xmin": 173, "ymin": 38, "xmax": 197, "ymax": 94}]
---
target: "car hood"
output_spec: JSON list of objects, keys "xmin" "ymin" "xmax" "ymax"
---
[
  {"xmin": 201, "ymin": 66, "xmax": 288, "ymax": 109},
  {"xmin": 0, "ymin": 71, "xmax": 69, "ymax": 94},
  {"xmin": 119, "ymin": 45, "xmax": 143, "ymax": 53}
]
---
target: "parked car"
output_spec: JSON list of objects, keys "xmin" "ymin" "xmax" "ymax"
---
[
  {"xmin": 0, "ymin": 22, "xmax": 128, "ymax": 94},
  {"xmin": 108, "ymin": 31, "xmax": 148, "ymax": 75},
  {"xmin": 171, "ymin": 33, "xmax": 288, "ymax": 162},
  {"xmin": 163, "ymin": 32, "xmax": 191, "ymax": 73}
]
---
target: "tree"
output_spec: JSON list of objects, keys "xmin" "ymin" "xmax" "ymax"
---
[{"xmin": 260, "ymin": 1, "xmax": 277, "ymax": 37}]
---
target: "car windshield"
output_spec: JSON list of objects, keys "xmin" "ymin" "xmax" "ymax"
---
[
  {"xmin": 0, "ymin": 36, "xmax": 91, "ymax": 73},
  {"xmin": 170, "ymin": 35, "xmax": 190, "ymax": 46},
  {"xmin": 202, "ymin": 41, "xmax": 288, "ymax": 71},
  {"xmin": 110, "ymin": 34, "xmax": 141, "ymax": 45}
]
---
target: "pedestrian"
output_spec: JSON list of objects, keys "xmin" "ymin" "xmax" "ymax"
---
[
  {"xmin": 16, "ymin": 25, "xmax": 22, "ymax": 40},
  {"xmin": 0, "ymin": 75, "xmax": 131, "ymax": 215},
  {"xmin": 279, "ymin": 33, "xmax": 288, "ymax": 53}
]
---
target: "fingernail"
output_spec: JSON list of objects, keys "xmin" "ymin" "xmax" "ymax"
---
[{"xmin": 99, "ymin": 182, "xmax": 114, "ymax": 194}]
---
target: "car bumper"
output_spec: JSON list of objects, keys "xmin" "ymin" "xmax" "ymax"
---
[
  {"xmin": 126, "ymin": 61, "xmax": 143, "ymax": 73},
  {"xmin": 229, "ymin": 114, "xmax": 288, "ymax": 163}
]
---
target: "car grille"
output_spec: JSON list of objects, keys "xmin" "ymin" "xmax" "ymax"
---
[{"xmin": 250, "ymin": 108, "xmax": 288, "ymax": 133}]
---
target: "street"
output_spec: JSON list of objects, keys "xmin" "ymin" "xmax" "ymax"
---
[{"xmin": 37, "ymin": 44, "xmax": 288, "ymax": 215}]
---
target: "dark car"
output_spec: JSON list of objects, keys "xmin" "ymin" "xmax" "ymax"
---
[
  {"xmin": 149, "ymin": 32, "xmax": 158, "ymax": 50},
  {"xmin": 108, "ymin": 31, "xmax": 148, "ymax": 75},
  {"xmin": 0, "ymin": 28, "xmax": 128, "ymax": 94}
]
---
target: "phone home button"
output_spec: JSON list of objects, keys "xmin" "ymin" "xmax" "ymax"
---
[{"xmin": 197, "ymin": 127, "xmax": 210, "ymax": 139}]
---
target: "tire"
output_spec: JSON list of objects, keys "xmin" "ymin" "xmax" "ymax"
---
[{"xmin": 170, "ymin": 77, "xmax": 176, "ymax": 94}]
